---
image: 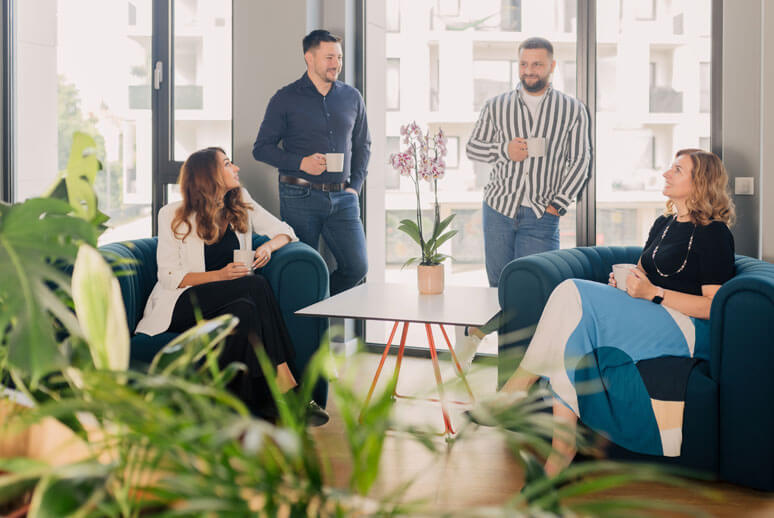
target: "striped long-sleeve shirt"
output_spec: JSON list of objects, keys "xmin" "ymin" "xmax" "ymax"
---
[{"xmin": 466, "ymin": 83, "xmax": 592, "ymax": 219}]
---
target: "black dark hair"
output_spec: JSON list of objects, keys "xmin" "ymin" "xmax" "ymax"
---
[
  {"xmin": 302, "ymin": 29, "xmax": 342, "ymax": 54},
  {"xmin": 518, "ymin": 37, "xmax": 554, "ymax": 57}
]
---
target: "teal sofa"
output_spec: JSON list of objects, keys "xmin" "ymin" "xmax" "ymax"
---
[
  {"xmin": 497, "ymin": 246, "xmax": 774, "ymax": 491},
  {"xmin": 100, "ymin": 235, "xmax": 330, "ymax": 406}
]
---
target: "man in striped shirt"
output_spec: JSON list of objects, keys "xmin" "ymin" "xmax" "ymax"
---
[{"xmin": 457, "ymin": 37, "xmax": 591, "ymax": 368}]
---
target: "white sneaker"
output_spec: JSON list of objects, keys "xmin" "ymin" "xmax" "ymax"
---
[{"xmin": 453, "ymin": 327, "xmax": 481, "ymax": 373}]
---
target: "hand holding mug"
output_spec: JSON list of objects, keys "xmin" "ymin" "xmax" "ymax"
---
[
  {"xmin": 300, "ymin": 153, "xmax": 326, "ymax": 175},
  {"xmin": 507, "ymin": 138, "xmax": 528, "ymax": 162},
  {"xmin": 625, "ymin": 268, "xmax": 656, "ymax": 300},
  {"xmin": 218, "ymin": 262, "xmax": 250, "ymax": 281},
  {"xmin": 608, "ymin": 271, "xmax": 617, "ymax": 288}
]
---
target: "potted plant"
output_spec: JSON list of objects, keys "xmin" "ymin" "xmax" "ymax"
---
[{"xmin": 389, "ymin": 121, "xmax": 457, "ymax": 294}]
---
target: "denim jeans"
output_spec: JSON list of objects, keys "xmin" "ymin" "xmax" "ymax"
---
[
  {"xmin": 482, "ymin": 202, "xmax": 560, "ymax": 288},
  {"xmin": 279, "ymin": 183, "xmax": 368, "ymax": 295},
  {"xmin": 477, "ymin": 202, "xmax": 560, "ymax": 335}
]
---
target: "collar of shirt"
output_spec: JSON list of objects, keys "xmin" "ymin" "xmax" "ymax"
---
[{"xmin": 298, "ymin": 72, "xmax": 339, "ymax": 95}]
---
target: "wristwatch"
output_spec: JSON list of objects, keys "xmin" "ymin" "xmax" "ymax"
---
[
  {"xmin": 550, "ymin": 202, "xmax": 567, "ymax": 216},
  {"xmin": 651, "ymin": 286, "xmax": 665, "ymax": 305}
]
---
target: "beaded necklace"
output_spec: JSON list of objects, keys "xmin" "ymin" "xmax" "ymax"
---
[{"xmin": 651, "ymin": 214, "xmax": 696, "ymax": 278}]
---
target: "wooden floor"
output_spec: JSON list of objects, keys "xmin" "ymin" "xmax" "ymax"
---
[{"xmin": 311, "ymin": 353, "xmax": 774, "ymax": 517}]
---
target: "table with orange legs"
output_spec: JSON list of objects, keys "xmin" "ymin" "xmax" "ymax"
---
[{"xmin": 296, "ymin": 283, "xmax": 501, "ymax": 436}]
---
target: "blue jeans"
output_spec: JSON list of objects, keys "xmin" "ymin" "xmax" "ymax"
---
[
  {"xmin": 482, "ymin": 202, "xmax": 560, "ymax": 288},
  {"xmin": 279, "ymin": 183, "xmax": 368, "ymax": 295}
]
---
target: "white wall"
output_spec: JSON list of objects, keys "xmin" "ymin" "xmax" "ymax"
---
[
  {"xmin": 232, "ymin": 0, "xmax": 311, "ymax": 216},
  {"xmin": 762, "ymin": 1, "xmax": 774, "ymax": 262},
  {"xmin": 15, "ymin": 0, "xmax": 58, "ymax": 201}
]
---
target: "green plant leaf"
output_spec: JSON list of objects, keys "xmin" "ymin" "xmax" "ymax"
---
[
  {"xmin": 400, "ymin": 257, "xmax": 419, "ymax": 270},
  {"xmin": 149, "ymin": 314, "xmax": 238, "ymax": 376},
  {"xmin": 397, "ymin": 220, "xmax": 422, "ymax": 247},
  {"xmin": 27, "ymin": 462, "xmax": 111, "ymax": 518},
  {"xmin": 71, "ymin": 244, "xmax": 130, "ymax": 372},
  {"xmin": 43, "ymin": 132, "xmax": 101, "ymax": 221},
  {"xmin": 430, "ymin": 229, "xmax": 457, "ymax": 252},
  {"xmin": 431, "ymin": 213, "xmax": 456, "ymax": 242},
  {"xmin": 0, "ymin": 197, "xmax": 97, "ymax": 384}
]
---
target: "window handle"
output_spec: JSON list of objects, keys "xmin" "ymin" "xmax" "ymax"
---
[{"xmin": 153, "ymin": 61, "xmax": 163, "ymax": 90}]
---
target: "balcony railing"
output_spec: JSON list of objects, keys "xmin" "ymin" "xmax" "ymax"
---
[{"xmin": 129, "ymin": 85, "xmax": 204, "ymax": 110}]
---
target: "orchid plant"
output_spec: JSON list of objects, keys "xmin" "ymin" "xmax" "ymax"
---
[{"xmin": 389, "ymin": 121, "xmax": 457, "ymax": 267}]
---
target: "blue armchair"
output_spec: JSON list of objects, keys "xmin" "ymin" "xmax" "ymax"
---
[
  {"xmin": 497, "ymin": 246, "xmax": 774, "ymax": 491},
  {"xmin": 99, "ymin": 235, "xmax": 330, "ymax": 407}
]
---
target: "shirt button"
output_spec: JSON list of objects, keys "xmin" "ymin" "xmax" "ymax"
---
[{"xmin": 329, "ymin": 130, "xmax": 333, "ymax": 134}]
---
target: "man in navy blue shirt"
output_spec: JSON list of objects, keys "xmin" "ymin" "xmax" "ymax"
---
[{"xmin": 253, "ymin": 29, "xmax": 370, "ymax": 295}]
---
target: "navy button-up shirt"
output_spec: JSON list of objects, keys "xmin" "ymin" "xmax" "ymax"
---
[{"xmin": 252, "ymin": 73, "xmax": 371, "ymax": 193}]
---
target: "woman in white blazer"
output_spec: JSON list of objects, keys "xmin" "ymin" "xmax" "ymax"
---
[{"xmin": 135, "ymin": 147, "xmax": 327, "ymax": 424}]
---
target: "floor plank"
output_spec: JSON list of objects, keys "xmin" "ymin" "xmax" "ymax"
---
[{"xmin": 312, "ymin": 353, "xmax": 774, "ymax": 516}]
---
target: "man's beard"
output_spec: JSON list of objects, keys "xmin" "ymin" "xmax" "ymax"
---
[
  {"xmin": 521, "ymin": 75, "xmax": 548, "ymax": 92},
  {"xmin": 319, "ymin": 67, "xmax": 338, "ymax": 83}
]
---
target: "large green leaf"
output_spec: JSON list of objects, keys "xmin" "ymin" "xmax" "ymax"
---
[
  {"xmin": 43, "ymin": 132, "xmax": 101, "ymax": 222},
  {"xmin": 397, "ymin": 219, "xmax": 422, "ymax": 247},
  {"xmin": 27, "ymin": 462, "xmax": 112, "ymax": 518},
  {"xmin": 71, "ymin": 244, "xmax": 130, "ymax": 372},
  {"xmin": 427, "ymin": 229, "xmax": 458, "ymax": 255},
  {"xmin": 0, "ymin": 198, "xmax": 97, "ymax": 384},
  {"xmin": 430, "ymin": 213, "xmax": 455, "ymax": 242}
]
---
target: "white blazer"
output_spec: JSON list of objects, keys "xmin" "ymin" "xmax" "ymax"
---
[{"xmin": 134, "ymin": 188, "xmax": 298, "ymax": 336}]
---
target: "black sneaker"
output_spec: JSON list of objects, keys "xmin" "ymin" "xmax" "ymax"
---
[{"xmin": 306, "ymin": 401, "xmax": 330, "ymax": 427}]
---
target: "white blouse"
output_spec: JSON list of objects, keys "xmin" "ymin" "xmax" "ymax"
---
[{"xmin": 134, "ymin": 188, "xmax": 298, "ymax": 336}]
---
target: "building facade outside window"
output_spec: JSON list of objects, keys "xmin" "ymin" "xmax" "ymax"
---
[
  {"xmin": 10, "ymin": 0, "xmax": 232, "ymax": 244},
  {"xmin": 366, "ymin": 0, "xmax": 713, "ymax": 350}
]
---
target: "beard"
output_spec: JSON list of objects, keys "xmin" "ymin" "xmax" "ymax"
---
[
  {"xmin": 521, "ymin": 74, "xmax": 549, "ymax": 93},
  {"xmin": 317, "ymin": 66, "xmax": 339, "ymax": 83}
]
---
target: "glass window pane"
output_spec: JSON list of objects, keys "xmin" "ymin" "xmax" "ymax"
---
[
  {"xmin": 15, "ymin": 0, "xmax": 153, "ymax": 243},
  {"xmin": 173, "ymin": 0, "xmax": 232, "ymax": 161},
  {"xmin": 369, "ymin": 0, "xmax": 578, "ymax": 350},
  {"xmin": 595, "ymin": 0, "xmax": 712, "ymax": 247}
]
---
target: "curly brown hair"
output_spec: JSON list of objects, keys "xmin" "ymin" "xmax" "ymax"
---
[
  {"xmin": 666, "ymin": 148, "xmax": 736, "ymax": 227},
  {"xmin": 171, "ymin": 147, "xmax": 251, "ymax": 244}
]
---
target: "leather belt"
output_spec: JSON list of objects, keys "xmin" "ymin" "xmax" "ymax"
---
[{"xmin": 279, "ymin": 175, "xmax": 346, "ymax": 192}]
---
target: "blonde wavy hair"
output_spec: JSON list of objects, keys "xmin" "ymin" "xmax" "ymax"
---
[
  {"xmin": 171, "ymin": 147, "xmax": 251, "ymax": 244},
  {"xmin": 665, "ymin": 148, "xmax": 735, "ymax": 227}
]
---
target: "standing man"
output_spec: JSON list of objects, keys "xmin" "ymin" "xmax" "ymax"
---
[
  {"xmin": 457, "ymin": 37, "xmax": 592, "ymax": 366},
  {"xmin": 253, "ymin": 29, "xmax": 370, "ymax": 295}
]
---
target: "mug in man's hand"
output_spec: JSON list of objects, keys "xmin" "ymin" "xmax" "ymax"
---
[
  {"xmin": 526, "ymin": 137, "xmax": 546, "ymax": 158},
  {"xmin": 326, "ymin": 153, "xmax": 344, "ymax": 172}
]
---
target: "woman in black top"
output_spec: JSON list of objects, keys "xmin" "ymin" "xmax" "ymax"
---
[{"xmin": 480, "ymin": 149, "xmax": 736, "ymax": 475}]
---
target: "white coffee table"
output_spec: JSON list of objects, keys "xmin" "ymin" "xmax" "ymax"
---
[{"xmin": 296, "ymin": 283, "xmax": 500, "ymax": 435}]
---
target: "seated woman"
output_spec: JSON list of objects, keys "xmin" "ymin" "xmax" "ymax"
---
[
  {"xmin": 488, "ymin": 148, "xmax": 735, "ymax": 476},
  {"xmin": 135, "ymin": 146, "xmax": 328, "ymax": 425}
]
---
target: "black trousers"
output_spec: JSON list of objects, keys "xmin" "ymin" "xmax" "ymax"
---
[{"xmin": 167, "ymin": 275, "xmax": 296, "ymax": 417}]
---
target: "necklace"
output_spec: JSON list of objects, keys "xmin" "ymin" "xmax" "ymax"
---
[{"xmin": 651, "ymin": 215, "xmax": 696, "ymax": 278}]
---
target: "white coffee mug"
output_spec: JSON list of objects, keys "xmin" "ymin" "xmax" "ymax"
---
[
  {"xmin": 612, "ymin": 263, "xmax": 637, "ymax": 291},
  {"xmin": 526, "ymin": 137, "xmax": 546, "ymax": 158},
  {"xmin": 326, "ymin": 153, "xmax": 345, "ymax": 173},
  {"xmin": 233, "ymin": 249, "xmax": 255, "ymax": 273}
]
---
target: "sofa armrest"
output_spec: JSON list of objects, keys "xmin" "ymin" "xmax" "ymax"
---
[
  {"xmin": 708, "ymin": 268, "xmax": 774, "ymax": 490},
  {"xmin": 255, "ymin": 237, "xmax": 329, "ymax": 382},
  {"xmin": 496, "ymin": 246, "xmax": 641, "ymax": 387}
]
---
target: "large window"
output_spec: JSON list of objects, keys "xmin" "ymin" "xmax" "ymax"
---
[
  {"xmin": 595, "ymin": 0, "xmax": 712, "ymax": 246},
  {"xmin": 366, "ymin": 0, "xmax": 717, "ymax": 351},
  {"xmin": 367, "ymin": 0, "xmax": 577, "ymax": 351},
  {"xmin": 8, "ymin": 0, "xmax": 232, "ymax": 243}
]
